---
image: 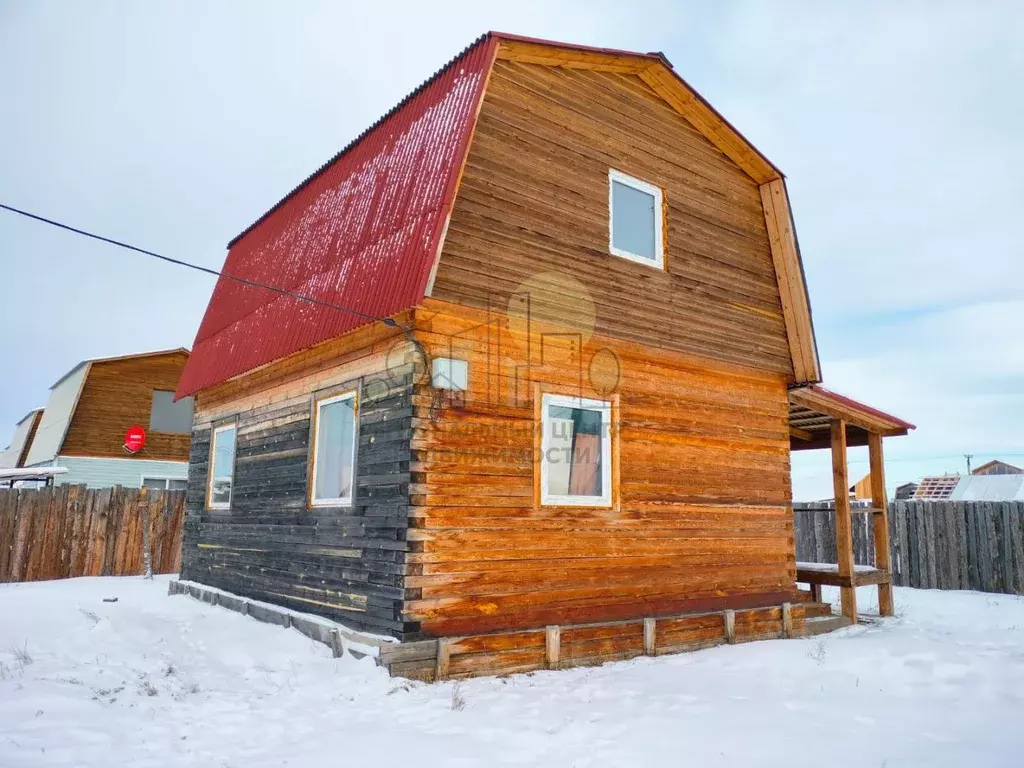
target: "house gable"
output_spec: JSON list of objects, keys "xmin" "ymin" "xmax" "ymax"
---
[
  {"xmin": 431, "ymin": 58, "xmax": 794, "ymax": 376},
  {"xmin": 60, "ymin": 350, "xmax": 192, "ymax": 461}
]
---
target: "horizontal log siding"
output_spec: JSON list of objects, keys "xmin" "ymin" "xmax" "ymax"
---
[
  {"xmin": 407, "ymin": 300, "xmax": 797, "ymax": 637},
  {"xmin": 181, "ymin": 328, "xmax": 420, "ymax": 639},
  {"xmin": 431, "ymin": 61, "xmax": 792, "ymax": 378}
]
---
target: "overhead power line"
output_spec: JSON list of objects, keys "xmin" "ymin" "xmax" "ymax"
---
[{"xmin": 0, "ymin": 203, "xmax": 398, "ymax": 328}]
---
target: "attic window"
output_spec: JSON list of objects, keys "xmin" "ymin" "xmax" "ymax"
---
[{"xmin": 608, "ymin": 169, "xmax": 664, "ymax": 269}]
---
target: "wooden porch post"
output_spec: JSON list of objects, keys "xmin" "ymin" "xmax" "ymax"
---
[
  {"xmin": 830, "ymin": 419, "xmax": 857, "ymax": 622},
  {"xmin": 868, "ymin": 432, "xmax": 894, "ymax": 616}
]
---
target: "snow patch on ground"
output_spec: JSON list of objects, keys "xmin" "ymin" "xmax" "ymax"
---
[{"xmin": 1, "ymin": 576, "xmax": 1022, "ymax": 767}]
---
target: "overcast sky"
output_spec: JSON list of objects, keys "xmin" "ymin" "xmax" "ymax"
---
[{"xmin": 1, "ymin": 1, "xmax": 1021, "ymax": 499}]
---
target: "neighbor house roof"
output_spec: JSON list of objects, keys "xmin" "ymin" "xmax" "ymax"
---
[
  {"xmin": 971, "ymin": 459, "xmax": 1022, "ymax": 475},
  {"xmin": 177, "ymin": 31, "xmax": 822, "ymax": 398},
  {"xmin": 51, "ymin": 347, "xmax": 190, "ymax": 389},
  {"xmin": 949, "ymin": 474, "xmax": 1024, "ymax": 501}
]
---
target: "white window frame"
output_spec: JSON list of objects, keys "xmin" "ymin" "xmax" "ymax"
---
[
  {"xmin": 310, "ymin": 390, "xmax": 358, "ymax": 508},
  {"xmin": 608, "ymin": 168, "xmax": 665, "ymax": 270},
  {"xmin": 141, "ymin": 476, "xmax": 187, "ymax": 491},
  {"xmin": 207, "ymin": 423, "xmax": 236, "ymax": 510},
  {"xmin": 540, "ymin": 393, "xmax": 613, "ymax": 507}
]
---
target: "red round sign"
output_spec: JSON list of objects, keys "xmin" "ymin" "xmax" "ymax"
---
[{"xmin": 124, "ymin": 425, "xmax": 146, "ymax": 453}]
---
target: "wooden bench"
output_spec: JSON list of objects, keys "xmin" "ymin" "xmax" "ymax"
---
[{"xmin": 796, "ymin": 562, "xmax": 892, "ymax": 602}]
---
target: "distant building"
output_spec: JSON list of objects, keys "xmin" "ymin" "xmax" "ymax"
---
[
  {"xmin": 0, "ymin": 408, "xmax": 44, "ymax": 470},
  {"xmin": 19, "ymin": 348, "xmax": 193, "ymax": 489},
  {"xmin": 972, "ymin": 459, "xmax": 1022, "ymax": 476},
  {"xmin": 894, "ymin": 482, "xmax": 919, "ymax": 500}
]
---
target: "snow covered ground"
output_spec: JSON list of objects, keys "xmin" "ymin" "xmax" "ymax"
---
[{"xmin": 1, "ymin": 577, "xmax": 1022, "ymax": 767}]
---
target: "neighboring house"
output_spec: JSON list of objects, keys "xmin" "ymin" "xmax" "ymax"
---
[
  {"xmin": 972, "ymin": 459, "xmax": 1022, "ymax": 476},
  {"xmin": 0, "ymin": 408, "xmax": 44, "ymax": 469},
  {"xmin": 175, "ymin": 33, "xmax": 911, "ymax": 675},
  {"xmin": 850, "ymin": 473, "xmax": 872, "ymax": 500},
  {"xmin": 23, "ymin": 349, "xmax": 193, "ymax": 489},
  {"xmin": 894, "ymin": 482, "xmax": 919, "ymax": 501}
]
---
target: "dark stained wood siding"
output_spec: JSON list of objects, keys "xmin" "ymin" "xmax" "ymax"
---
[
  {"xmin": 181, "ymin": 333, "xmax": 419, "ymax": 639},
  {"xmin": 60, "ymin": 351, "xmax": 190, "ymax": 461},
  {"xmin": 431, "ymin": 60, "xmax": 792, "ymax": 377},
  {"xmin": 407, "ymin": 300, "xmax": 797, "ymax": 637}
]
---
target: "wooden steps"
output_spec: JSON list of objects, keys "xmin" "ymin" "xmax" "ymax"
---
[
  {"xmin": 802, "ymin": 601, "xmax": 834, "ymax": 619},
  {"xmin": 799, "ymin": 614, "xmax": 853, "ymax": 637}
]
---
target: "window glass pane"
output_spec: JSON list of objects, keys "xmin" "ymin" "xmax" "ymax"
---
[
  {"xmin": 545, "ymin": 403, "xmax": 604, "ymax": 498},
  {"xmin": 168, "ymin": 479, "xmax": 188, "ymax": 491},
  {"xmin": 142, "ymin": 477, "xmax": 167, "ymax": 491},
  {"xmin": 150, "ymin": 390, "xmax": 195, "ymax": 433},
  {"xmin": 210, "ymin": 426, "xmax": 235, "ymax": 506},
  {"xmin": 314, "ymin": 397, "xmax": 356, "ymax": 502},
  {"xmin": 611, "ymin": 180, "xmax": 657, "ymax": 260}
]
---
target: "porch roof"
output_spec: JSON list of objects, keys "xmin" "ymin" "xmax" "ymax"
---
[{"xmin": 788, "ymin": 385, "xmax": 914, "ymax": 452}]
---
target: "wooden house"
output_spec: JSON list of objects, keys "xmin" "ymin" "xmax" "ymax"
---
[
  {"xmin": 22, "ymin": 348, "xmax": 194, "ymax": 489},
  {"xmin": 971, "ymin": 459, "xmax": 1022, "ymax": 476},
  {"xmin": 175, "ymin": 33, "xmax": 912, "ymax": 679},
  {"xmin": 0, "ymin": 408, "xmax": 44, "ymax": 470}
]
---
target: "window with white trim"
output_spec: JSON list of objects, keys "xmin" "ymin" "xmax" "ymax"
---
[
  {"xmin": 142, "ymin": 477, "xmax": 188, "ymax": 491},
  {"xmin": 208, "ymin": 424, "xmax": 236, "ymax": 509},
  {"xmin": 540, "ymin": 393, "xmax": 612, "ymax": 507},
  {"xmin": 310, "ymin": 391, "xmax": 357, "ymax": 506},
  {"xmin": 608, "ymin": 169, "xmax": 664, "ymax": 268}
]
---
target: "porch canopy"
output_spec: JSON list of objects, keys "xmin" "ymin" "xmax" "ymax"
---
[
  {"xmin": 787, "ymin": 385, "xmax": 915, "ymax": 623},
  {"xmin": 789, "ymin": 384, "xmax": 913, "ymax": 452}
]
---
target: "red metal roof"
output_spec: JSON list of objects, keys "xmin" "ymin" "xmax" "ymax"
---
[
  {"xmin": 176, "ymin": 35, "xmax": 497, "ymax": 397},
  {"xmin": 806, "ymin": 384, "xmax": 916, "ymax": 431}
]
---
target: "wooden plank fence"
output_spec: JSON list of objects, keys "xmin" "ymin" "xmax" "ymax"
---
[
  {"xmin": 795, "ymin": 500, "xmax": 1024, "ymax": 595},
  {"xmin": 0, "ymin": 485, "xmax": 186, "ymax": 583}
]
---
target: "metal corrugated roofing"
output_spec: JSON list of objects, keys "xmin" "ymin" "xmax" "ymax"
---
[
  {"xmin": 176, "ymin": 35, "xmax": 497, "ymax": 398},
  {"xmin": 948, "ymin": 475, "xmax": 1024, "ymax": 501}
]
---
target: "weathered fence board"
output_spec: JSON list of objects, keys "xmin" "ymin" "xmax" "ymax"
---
[
  {"xmin": 0, "ymin": 486, "xmax": 185, "ymax": 583},
  {"xmin": 795, "ymin": 500, "xmax": 1024, "ymax": 596}
]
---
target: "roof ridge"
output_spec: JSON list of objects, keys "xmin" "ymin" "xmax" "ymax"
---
[{"xmin": 227, "ymin": 33, "xmax": 491, "ymax": 249}]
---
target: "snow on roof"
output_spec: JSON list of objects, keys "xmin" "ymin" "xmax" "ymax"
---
[{"xmin": 948, "ymin": 474, "xmax": 1024, "ymax": 502}]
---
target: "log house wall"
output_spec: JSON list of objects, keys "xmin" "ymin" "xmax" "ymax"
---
[{"xmin": 181, "ymin": 327, "xmax": 420, "ymax": 638}]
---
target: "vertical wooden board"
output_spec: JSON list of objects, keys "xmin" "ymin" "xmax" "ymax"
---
[
  {"xmin": 812, "ymin": 508, "xmax": 826, "ymax": 563},
  {"xmin": 897, "ymin": 503, "xmax": 910, "ymax": 587},
  {"xmin": 168, "ymin": 494, "xmax": 186, "ymax": 574},
  {"xmin": 0, "ymin": 492, "xmax": 13, "ymax": 581},
  {"xmin": 978, "ymin": 502, "xmax": 994, "ymax": 592},
  {"xmin": 1009, "ymin": 503, "xmax": 1024, "ymax": 595},
  {"xmin": 997, "ymin": 503, "xmax": 1010, "ymax": 594},
  {"xmin": 941, "ymin": 503, "xmax": 955, "ymax": 590},
  {"xmin": 101, "ymin": 489, "xmax": 120, "ymax": 576},
  {"xmin": 953, "ymin": 502, "xmax": 967, "ymax": 591},
  {"xmin": 926, "ymin": 503, "xmax": 939, "ymax": 589},
  {"xmin": 966, "ymin": 503, "xmax": 981, "ymax": 591},
  {"xmin": 23, "ymin": 491, "xmax": 44, "ymax": 582},
  {"xmin": 889, "ymin": 503, "xmax": 902, "ymax": 585},
  {"xmin": 904, "ymin": 503, "xmax": 917, "ymax": 587}
]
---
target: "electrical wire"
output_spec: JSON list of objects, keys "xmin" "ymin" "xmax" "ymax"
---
[{"xmin": 0, "ymin": 202, "xmax": 398, "ymax": 328}]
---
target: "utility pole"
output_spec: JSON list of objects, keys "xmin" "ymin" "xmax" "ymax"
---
[{"xmin": 964, "ymin": 454, "xmax": 974, "ymax": 475}]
